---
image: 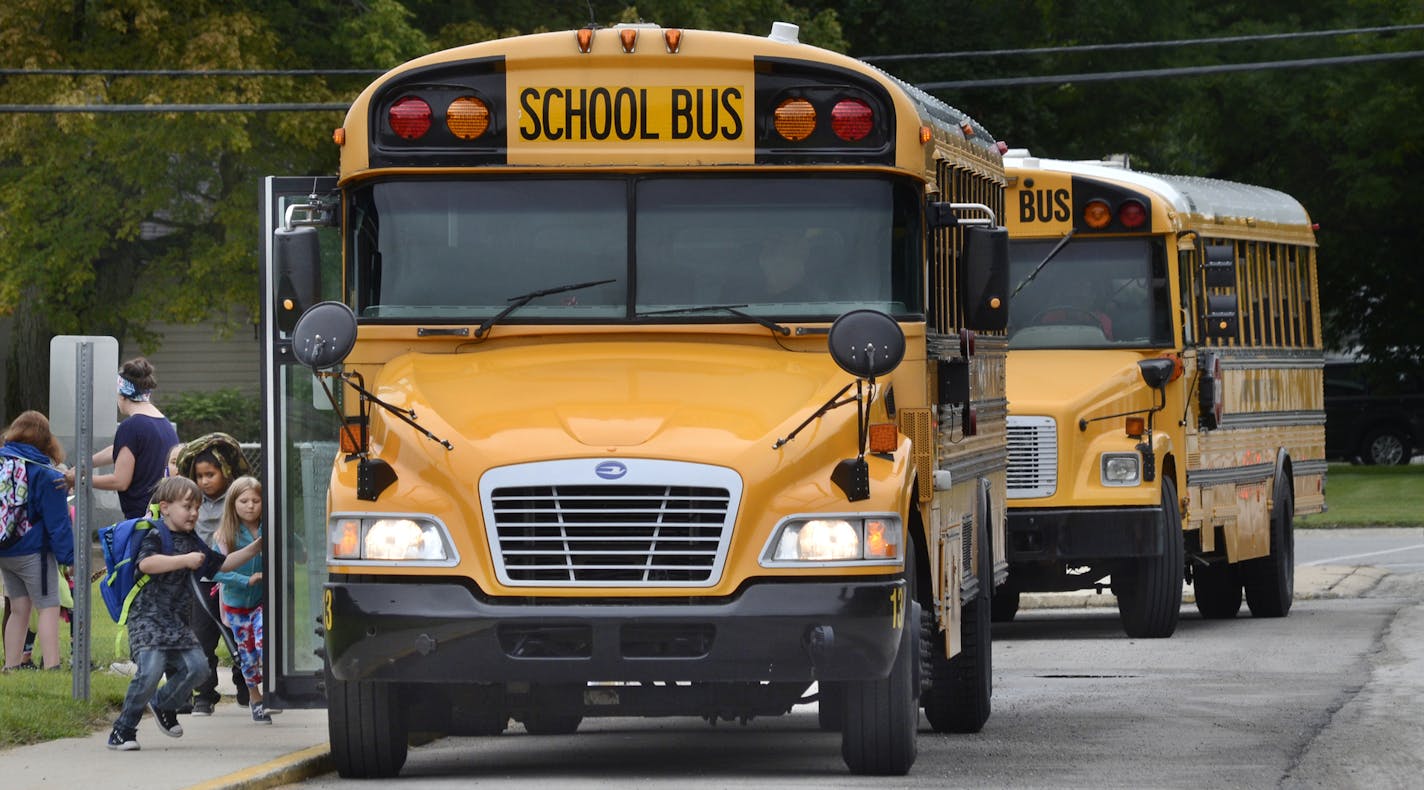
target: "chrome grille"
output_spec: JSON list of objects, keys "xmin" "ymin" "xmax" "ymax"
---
[
  {"xmin": 1006, "ymin": 416, "xmax": 1057, "ymax": 499},
  {"xmin": 482, "ymin": 460, "xmax": 740, "ymax": 587}
]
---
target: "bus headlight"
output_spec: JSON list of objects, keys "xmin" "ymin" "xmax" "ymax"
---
[
  {"xmin": 329, "ymin": 516, "xmax": 455, "ymax": 563},
  {"xmin": 763, "ymin": 516, "xmax": 902, "ymax": 565},
  {"xmin": 1101, "ymin": 453, "xmax": 1141, "ymax": 486}
]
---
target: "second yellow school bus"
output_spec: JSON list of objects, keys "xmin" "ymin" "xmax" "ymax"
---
[
  {"xmin": 998, "ymin": 150, "xmax": 1325, "ymax": 637},
  {"xmin": 260, "ymin": 22, "xmax": 1012, "ymax": 777}
]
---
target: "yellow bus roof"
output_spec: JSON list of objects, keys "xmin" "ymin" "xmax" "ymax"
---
[{"xmin": 1005, "ymin": 151, "xmax": 1312, "ymax": 229}]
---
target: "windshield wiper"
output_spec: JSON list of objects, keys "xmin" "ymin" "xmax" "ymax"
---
[
  {"xmin": 636, "ymin": 304, "xmax": 791, "ymax": 336},
  {"xmin": 1010, "ymin": 228, "xmax": 1076, "ymax": 299},
  {"xmin": 474, "ymin": 278, "xmax": 617, "ymax": 338}
]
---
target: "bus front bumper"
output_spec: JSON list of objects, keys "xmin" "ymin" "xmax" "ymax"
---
[
  {"xmin": 1006, "ymin": 506, "xmax": 1165, "ymax": 562},
  {"xmin": 323, "ymin": 579, "xmax": 905, "ymax": 685}
]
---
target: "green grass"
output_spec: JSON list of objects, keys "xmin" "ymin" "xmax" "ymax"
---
[
  {"xmin": 0, "ymin": 577, "xmax": 235, "ymax": 747},
  {"xmin": 1297, "ymin": 463, "xmax": 1424, "ymax": 528}
]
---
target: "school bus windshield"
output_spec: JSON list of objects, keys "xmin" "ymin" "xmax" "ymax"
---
[
  {"xmin": 1006, "ymin": 237, "xmax": 1173, "ymax": 349},
  {"xmin": 349, "ymin": 175, "xmax": 923, "ymax": 322}
]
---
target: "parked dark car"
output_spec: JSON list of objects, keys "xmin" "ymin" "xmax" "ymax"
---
[{"xmin": 1324, "ymin": 360, "xmax": 1424, "ymax": 465}]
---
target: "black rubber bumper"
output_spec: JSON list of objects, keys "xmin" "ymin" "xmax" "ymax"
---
[
  {"xmin": 324, "ymin": 579, "xmax": 905, "ymax": 685},
  {"xmin": 1006, "ymin": 506, "xmax": 1165, "ymax": 562}
]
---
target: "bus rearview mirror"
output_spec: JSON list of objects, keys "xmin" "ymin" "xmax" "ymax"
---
[
  {"xmin": 291, "ymin": 301, "xmax": 358, "ymax": 370},
  {"xmin": 274, "ymin": 226, "xmax": 322, "ymax": 333},
  {"xmin": 959, "ymin": 226, "xmax": 1009, "ymax": 332}
]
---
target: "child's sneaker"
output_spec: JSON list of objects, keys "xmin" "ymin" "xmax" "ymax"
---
[
  {"xmin": 148, "ymin": 701, "xmax": 184, "ymax": 737},
  {"xmin": 250, "ymin": 702, "xmax": 273, "ymax": 724},
  {"xmin": 106, "ymin": 726, "xmax": 140, "ymax": 751},
  {"xmin": 191, "ymin": 699, "xmax": 215, "ymax": 717}
]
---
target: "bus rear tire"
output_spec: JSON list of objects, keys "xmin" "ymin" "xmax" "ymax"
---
[
  {"xmin": 328, "ymin": 676, "xmax": 409, "ymax": 779},
  {"xmin": 817, "ymin": 682, "xmax": 844, "ymax": 731},
  {"xmin": 1115, "ymin": 478, "xmax": 1184, "ymax": 638},
  {"xmin": 1244, "ymin": 476, "xmax": 1295, "ymax": 617},
  {"xmin": 842, "ymin": 600, "xmax": 919, "ymax": 776},
  {"xmin": 1192, "ymin": 561, "xmax": 1242, "ymax": 619}
]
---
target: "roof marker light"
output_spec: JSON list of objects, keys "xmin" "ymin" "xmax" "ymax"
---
[
  {"xmin": 959, "ymin": 121, "xmax": 975, "ymax": 138},
  {"xmin": 920, "ymin": 126, "xmax": 932, "ymax": 144},
  {"xmin": 388, "ymin": 96, "xmax": 431, "ymax": 140},
  {"xmin": 576, "ymin": 28, "xmax": 594, "ymax": 53},
  {"xmin": 620, "ymin": 28, "xmax": 638, "ymax": 53},
  {"xmin": 773, "ymin": 98, "xmax": 816, "ymax": 141},
  {"xmin": 664, "ymin": 29, "xmax": 682, "ymax": 53}
]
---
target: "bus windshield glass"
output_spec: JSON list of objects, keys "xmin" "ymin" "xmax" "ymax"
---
[
  {"xmin": 1007, "ymin": 237, "xmax": 1172, "ymax": 349},
  {"xmin": 348, "ymin": 176, "xmax": 921, "ymax": 321}
]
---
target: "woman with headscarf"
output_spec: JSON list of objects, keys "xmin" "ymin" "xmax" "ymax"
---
[{"xmin": 64, "ymin": 357, "xmax": 180, "ymax": 519}]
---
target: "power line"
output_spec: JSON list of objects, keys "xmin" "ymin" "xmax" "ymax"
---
[
  {"xmin": 0, "ymin": 68, "xmax": 384, "ymax": 77},
  {"xmin": 0, "ymin": 102, "xmax": 348, "ymax": 113},
  {"xmin": 916, "ymin": 49, "xmax": 1424, "ymax": 91},
  {"xmin": 2, "ymin": 50, "xmax": 1421, "ymax": 112},
  {"xmin": 863, "ymin": 22, "xmax": 1424, "ymax": 63}
]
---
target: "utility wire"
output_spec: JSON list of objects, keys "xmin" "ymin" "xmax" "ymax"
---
[
  {"xmin": 917, "ymin": 49, "xmax": 1424, "ymax": 91},
  {"xmin": 863, "ymin": 22, "xmax": 1424, "ymax": 63},
  {"xmin": 0, "ymin": 102, "xmax": 349, "ymax": 113},
  {"xmin": 0, "ymin": 68, "xmax": 384, "ymax": 76}
]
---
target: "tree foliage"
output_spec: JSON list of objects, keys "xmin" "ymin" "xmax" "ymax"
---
[{"xmin": 2, "ymin": 0, "xmax": 1420, "ymax": 416}]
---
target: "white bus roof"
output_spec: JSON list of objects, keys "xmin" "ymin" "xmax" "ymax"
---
[{"xmin": 1004, "ymin": 150, "xmax": 1312, "ymax": 227}]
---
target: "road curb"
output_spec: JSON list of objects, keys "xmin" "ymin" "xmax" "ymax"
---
[
  {"xmin": 186, "ymin": 743, "xmax": 332, "ymax": 790},
  {"xmin": 1018, "ymin": 564, "xmax": 1390, "ymax": 610}
]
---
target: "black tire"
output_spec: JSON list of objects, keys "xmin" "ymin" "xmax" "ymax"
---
[
  {"xmin": 923, "ymin": 489, "xmax": 992, "ymax": 733},
  {"xmin": 328, "ymin": 676, "xmax": 409, "ymax": 779},
  {"xmin": 842, "ymin": 599, "xmax": 919, "ymax": 776},
  {"xmin": 1360, "ymin": 428, "xmax": 1410, "ymax": 466},
  {"xmin": 1244, "ymin": 475, "xmax": 1295, "ymax": 617},
  {"xmin": 1115, "ymin": 478, "xmax": 1184, "ymax": 638},
  {"xmin": 817, "ymin": 682, "xmax": 844, "ymax": 732},
  {"xmin": 1192, "ymin": 561, "xmax": 1242, "ymax": 619},
  {"xmin": 990, "ymin": 587, "xmax": 1020, "ymax": 623}
]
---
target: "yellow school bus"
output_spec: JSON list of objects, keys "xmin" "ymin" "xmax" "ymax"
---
[
  {"xmin": 259, "ymin": 23, "xmax": 1011, "ymax": 777},
  {"xmin": 998, "ymin": 151, "xmax": 1325, "ymax": 638}
]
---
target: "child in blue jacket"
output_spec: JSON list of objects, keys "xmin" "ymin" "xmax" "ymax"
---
[{"xmin": 1, "ymin": 411, "xmax": 74, "ymax": 671}]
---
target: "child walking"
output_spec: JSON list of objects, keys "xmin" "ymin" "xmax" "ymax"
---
[
  {"xmin": 107, "ymin": 476, "xmax": 262, "ymax": 751},
  {"xmin": 175, "ymin": 433, "xmax": 253, "ymax": 714},
  {"xmin": 211, "ymin": 476, "xmax": 271, "ymax": 724}
]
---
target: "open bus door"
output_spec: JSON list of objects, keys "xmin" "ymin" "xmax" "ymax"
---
[{"xmin": 260, "ymin": 176, "xmax": 340, "ymax": 708}]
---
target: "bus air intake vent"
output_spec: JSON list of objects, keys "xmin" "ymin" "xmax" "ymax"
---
[
  {"xmin": 481, "ymin": 460, "xmax": 742, "ymax": 588},
  {"xmin": 1006, "ymin": 415, "xmax": 1057, "ymax": 499}
]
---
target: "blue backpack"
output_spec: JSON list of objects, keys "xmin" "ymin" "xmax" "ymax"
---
[{"xmin": 98, "ymin": 514, "xmax": 174, "ymax": 625}]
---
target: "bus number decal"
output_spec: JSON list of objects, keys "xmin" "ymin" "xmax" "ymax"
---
[
  {"xmin": 518, "ymin": 86, "xmax": 744, "ymax": 143},
  {"xmin": 1018, "ymin": 188, "xmax": 1071, "ymax": 223}
]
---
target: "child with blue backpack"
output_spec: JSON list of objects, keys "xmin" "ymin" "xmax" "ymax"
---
[{"xmin": 107, "ymin": 476, "xmax": 262, "ymax": 751}]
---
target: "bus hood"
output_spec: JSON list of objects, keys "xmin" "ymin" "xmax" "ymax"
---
[
  {"xmin": 1006, "ymin": 349, "xmax": 1154, "ymax": 416},
  {"xmin": 364, "ymin": 338, "xmax": 867, "ymax": 465}
]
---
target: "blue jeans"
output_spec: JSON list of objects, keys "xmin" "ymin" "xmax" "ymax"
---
[{"xmin": 115, "ymin": 646, "xmax": 209, "ymax": 731}]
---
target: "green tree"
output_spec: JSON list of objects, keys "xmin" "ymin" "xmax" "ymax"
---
[{"xmin": 0, "ymin": 0, "xmax": 430, "ymax": 413}]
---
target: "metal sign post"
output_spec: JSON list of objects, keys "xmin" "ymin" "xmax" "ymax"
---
[
  {"xmin": 49, "ymin": 334, "xmax": 117, "ymax": 700},
  {"xmin": 72, "ymin": 342, "xmax": 94, "ymax": 701}
]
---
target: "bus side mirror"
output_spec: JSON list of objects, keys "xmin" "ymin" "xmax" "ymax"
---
[
  {"xmin": 1203, "ymin": 294, "xmax": 1239, "ymax": 340},
  {"xmin": 291, "ymin": 301, "xmax": 358, "ymax": 370},
  {"xmin": 959, "ymin": 226, "xmax": 1009, "ymax": 332},
  {"xmin": 826, "ymin": 310, "xmax": 906, "ymax": 502},
  {"xmin": 1137, "ymin": 358, "xmax": 1176, "ymax": 390},
  {"xmin": 275, "ymin": 226, "xmax": 322, "ymax": 333}
]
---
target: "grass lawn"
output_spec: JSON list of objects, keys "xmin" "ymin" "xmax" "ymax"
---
[
  {"xmin": 1296, "ymin": 463, "xmax": 1424, "ymax": 528},
  {"xmin": 0, "ymin": 576, "xmax": 235, "ymax": 747}
]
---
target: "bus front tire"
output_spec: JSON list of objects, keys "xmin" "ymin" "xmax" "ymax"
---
[
  {"xmin": 842, "ymin": 600, "xmax": 919, "ymax": 776},
  {"xmin": 923, "ymin": 495, "xmax": 992, "ymax": 733},
  {"xmin": 1244, "ymin": 476, "xmax": 1295, "ymax": 617},
  {"xmin": 990, "ymin": 587, "xmax": 1020, "ymax": 623},
  {"xmin": 328, "ymin": 676, "xmax": 409, "ymax": 779},
  {"xmin": 1115, "ymin": 478, "xmax": 1184, "ymax": 639}
]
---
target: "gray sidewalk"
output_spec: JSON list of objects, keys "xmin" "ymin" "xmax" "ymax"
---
[{"xmin": 0, "ymin": 564, "xmax": 1390, "ymax": 790}]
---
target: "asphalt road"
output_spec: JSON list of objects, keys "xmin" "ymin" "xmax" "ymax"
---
[{"xmin": 285, "ymin": 570, "xmax": 1424, "ymax": 788}]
